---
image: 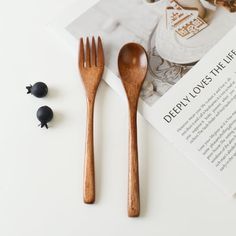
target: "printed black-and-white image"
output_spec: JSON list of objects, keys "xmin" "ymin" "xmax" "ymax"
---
[{"xmin": 66, "ymin": 0, "xmax": 236, "ymax": 105}]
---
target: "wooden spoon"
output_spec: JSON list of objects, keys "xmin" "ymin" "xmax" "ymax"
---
[{"xmin": 118, "ymin": 43, "xmax": 148, "ymax": 217}]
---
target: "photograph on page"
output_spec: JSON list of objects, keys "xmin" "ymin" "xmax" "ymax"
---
[{"xmin": 64, "ymin": 0, "xmax": 236, "ymax": 105}]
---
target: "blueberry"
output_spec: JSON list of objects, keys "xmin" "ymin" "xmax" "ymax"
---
[
  {"xmin": 37, "ymin": 106, "xmax": 53, "ymax": 129},
  {"xmin": 26, "ymin": 82, "xmax": 48, "ymax": 98}
]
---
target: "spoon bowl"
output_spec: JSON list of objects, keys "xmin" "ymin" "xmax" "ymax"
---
[
  {"xmin": 118, "ymin": 43, "xmax": 148, "ymax": 85},
  {"xmin": 118, "ymin": 43, "xmax": 148, "ymax": 217}
]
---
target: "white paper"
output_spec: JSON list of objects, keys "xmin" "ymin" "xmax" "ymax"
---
[{"xmin": 49, "ymin": 0, "xmax": 236, "ymax": 195}]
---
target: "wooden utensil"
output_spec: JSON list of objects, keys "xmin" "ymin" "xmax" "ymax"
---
[
  {"xmin": 118, "ymin": 43, "xmax": 148, "ymax": 217},
  {"xmin": 78, "ymin": 37, "xmax": 104, "ymax": 204}
]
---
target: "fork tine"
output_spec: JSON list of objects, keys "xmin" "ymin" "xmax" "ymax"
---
[
  {"xmin": 97, "ymin": 36, "xmax": 104, "ymax": 67},
  {"xmin": 79, "ymin": 38, "xmax": 84, "ymax": 69},
  {"xmin": 86, "ymin": 37, "xmax": 91, "ymax": 68},
  {"xmin": 91, "ymin": 37, "xmax": 96, "ymax": 66}
]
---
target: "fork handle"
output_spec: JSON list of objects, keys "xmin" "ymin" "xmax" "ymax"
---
[
  {"xmin": 83, "ymin": 99, "xmax": 95, "ymax": 204},
  {"xmin": 128, "ymin": 105, "xmax": 140, "ymax": 217}
]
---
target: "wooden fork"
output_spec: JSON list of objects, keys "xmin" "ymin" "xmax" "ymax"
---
[{"xmin": 78, "ymin": 37, "xmax": 104, "ymax": 204}]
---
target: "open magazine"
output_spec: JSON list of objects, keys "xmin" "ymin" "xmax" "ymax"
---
[{"xmin": 50, "ymin": 0, "xmax": 236, "ymax": 195}]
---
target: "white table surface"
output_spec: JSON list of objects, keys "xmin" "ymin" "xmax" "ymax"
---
[{"xmin": 1, "ymin": 0, "xmax": 236, "ymax": 235}]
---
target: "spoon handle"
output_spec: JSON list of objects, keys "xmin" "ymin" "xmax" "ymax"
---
[
  {"xmin": 83, "ymin": 99, "xmax": 95, "ymax": 204},
  {"xmin": 128, "ymin": 106, "xmax": 140, "ymax": 217}
]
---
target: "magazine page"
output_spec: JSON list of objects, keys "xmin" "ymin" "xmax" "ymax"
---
[
  {"xmin": 154, "ymin": 27, "xmax": 236, "ymax": 195},
  {"xmin": 50, "ymin": 0, "xmax": 236, "ymax": 193}
]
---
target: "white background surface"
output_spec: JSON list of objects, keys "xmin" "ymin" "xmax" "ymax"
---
[{"xmin": 1, "ymin": 0, "xmax": 236, "ymax": 235}]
